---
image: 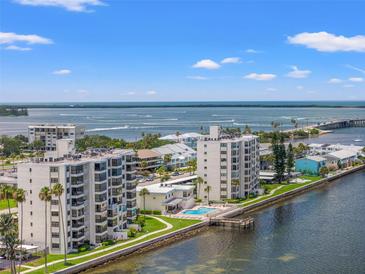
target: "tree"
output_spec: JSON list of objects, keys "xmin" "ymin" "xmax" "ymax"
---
[
  {"xmin": 163, "ymin": 154, "xmax": 172, "ymax": 164},
  {"xmin": 39, "ymin": 187, "xmax": 52, "ymax": 274},
  {"xmin": 160, "ymin": 173, "xmax": 171, "ymax": 182},
  {"xmin": 286, "ymin": 143, "xmax": 294, "ymax": 182},
  {"xmin": 194, "ymin": 177, "xmax": 204, "ymax": 199},
  {"xmin": 204, "ymin": 186, "xmax": 211, "ymax": 204},
  {"xmin": 0, "ymin": 185, "xmax": 15, "ymax": 214},
  {"xmin": 139, "ymin": 188, "xmax": 150, "ymax": 216},
  {"xmin": 140, "ymin": 160, "xmax": 148, "ymax": 170},
  {"xmin": 0, "ymin": 213, "xmax": 18, "ymax": 274},
  {"xmin": 52, "ymin": 183, "xmax": 67, "ymax": 266},
  {"xmin": 243, "ymin": 125, "xmax": 252, "ymax": 134},
  {"xmin": 272, "ymin": 133, "xmax": 286, "ymax": 183},
  {"xmin": 13, "ymin": 188, "xmax": 26, "ymax": 273},
  {"xmin": 156, "ymin": 166, "xmax": 166, "ymax": 177},
  {"xmin": 319, "ymin": 166, "xmax": 329, "ymax": 178},
  {"xmin": 187, "ymin": 159, "xmax": 197, "ymax": 175},
  {"xmin": 30, "ymin": 140, "xmax": 44, "ymax": 151}
]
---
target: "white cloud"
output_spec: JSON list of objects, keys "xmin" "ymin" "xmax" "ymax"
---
[
  {"xmin": 266, "ymin": 87, "xmax": 277, "ymax": 91},
  {"xmin": 296, "ymin": 85, "xmax": 304, "ymax": 90},
  {"xmin": 53, "ymin": 69, "xmax": 71, "ymax": 75},
  {"xmin": 288, "ymin": 32, "xmax": 365, "ymax": 52},
  {"xmin": 186, "ymin": 76, "xmax": 208, "ymax": 80},
  {"xmin": 328, "ymin": 78, "xmax": 343, "ymax": 84},
  {"xmin": 192, "ymin": 59, "xmax": 221, "ymax": 70},
  {"xmin": 127, "ymin": 91, "xmax": 136, "ymax": 95},
  {"xmin": 0, "ymin": 32, "xmax": 53, "ymax": 45},
  {"xmin": 221, "ymin": 57, "xmax": 241, "ymax": 64},
  {"xmin": 244, "ymin": 73, "xmax": 276, "ymax": 81},
  {"xmin": 245, "ymin": 49, "xmax": 260, "ymax": 54},
  {"xmin": 4, "ymin": 45, "xmax": 32, "ymax": 51},
  {"xmin": 349, "ymin": 77, "xmax": 364, "ymax": 82},
  {"xmin": 14, "ymin": 0, "xmax": 106, "ymax": 12},
  {"xmin": 146, "ymin": 90, "xmax": 157, "ymax": 95},
  {"xmin": 286, "ymin": 66, "xmax": 311, "ymax": 78},
  {"xmin": 76, "ymin": 89, "xmax": 89, "ymax": 95},
  {"xmin": 346, "ymin": 64, "xmax": 365, "ymax": 74}
]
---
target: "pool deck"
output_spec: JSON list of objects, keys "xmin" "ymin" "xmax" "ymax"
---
[{"xmin": 172, "ymin": 204, "xmax": 236, "ymax": 220}]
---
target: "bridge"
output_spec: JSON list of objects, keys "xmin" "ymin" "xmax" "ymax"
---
[{"xmin": 314, "ymin": 119, "xmax": 365, "ymax": 130}]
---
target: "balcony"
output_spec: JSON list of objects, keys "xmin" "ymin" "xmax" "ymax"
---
[
  {"xmin": 72, "ymin": 231, "xmax": 85, "ymax": 241},
  {"xmin": 95, "ymin": 204, "xmax": 107, "ymax": 213},
  {"xmin": 95, "ymin": 225, "xmax": 108, "ymax": 234},
  {"xmin": 95, "ymin": 215, "xmax": 108, "ymax": 224},
  {"xmin": 72, "ymin": 221, "xmax": 85, "ymax": 230}
]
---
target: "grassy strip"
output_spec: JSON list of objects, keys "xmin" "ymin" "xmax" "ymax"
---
[
  {"xmin": 0, "ymin": 199, "xmax": 17, "ymax": 210},
  {"xmin": 241, "ymin": 176, "xmax": 321, "ymax": 207},
  {"xmin": 24, "ymin": 217, "xmax": 201, "ymax": 274},
  {"xmin": 25, "ymin": 216, "xmax": 166, "ymax": 267}
]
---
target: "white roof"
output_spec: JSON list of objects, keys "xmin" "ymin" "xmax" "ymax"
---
[
  {"xmin": 137, "ymin": 182, "xmax": 195, "ymax": 194},
  {"xmin": 306, "ymin": 155, "xmax": 327, "ymax": 162},
  {"xmin": 327, "ymin": 149, "xmax": 357, "ymax": 160},
  {"xmin": 152, "ymin": 143, "xmax": 196, "ymax": 158},
  {"xmin": 137, "ymin": 184, "xmax": 174, "ymax": 194}
]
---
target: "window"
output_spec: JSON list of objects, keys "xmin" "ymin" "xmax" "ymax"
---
[
  {"xmin": 51, "ymin": 222, "xmax": 59, "ymax": 227},
  {"xmin": 51, "ymin": 212, "xmax": 59, "ymax": 217},
  {"xmin": 30, "ymin": 222, "xmax": 33, "ymax": 227},
  {"xmin": 30, "ymin": 201, "xmax": 32, "ymax": 205},
  {"xmin": 29, "ymin": 179, "xmax": 32, "ymax": 184},
  {"xmin": 50, "ymin": 167, "xmax": 59, "ymax": 172},
  {"xmin": 52, "ymin": 243, "xmax": 60, "ymax": 249},
  {"xmin": 31, "ymin": 233, "xmax": 33, "ymax": 237},
  {"xmin": 30, "ymin": 190, "xmax": 32, "ymax": 194},
  {"xmin": 30, "ymin": 211, "xmax": 32, "ymax": 216},
  {"xmin": 29, "ymin": 168, "xmax": 32, "ymax": 172}
]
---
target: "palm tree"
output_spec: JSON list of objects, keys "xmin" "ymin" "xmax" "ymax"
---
[
  {"xmin": 51, "ymin": 183, "xmax": 67, "ymax": 266},
  {"xmin": 39, "ymin": 186, "xmax": 52, "ymax": 274},
  {"xmin": 13, "ymin": 188, "xmax": 26, "ymax": 273},
  {"xmin": 195, "ymin": 177, "xmax": 204, "ymax": 199},
  {"xmin": 0, "ymin": 185, "xmax": 15, "ymax": 214},
  {"xmin": 139, "ymin": 188, "xmax": 150, "ymax": 216},
  {"xmin": 204, "ymin": 186, "xmax": 211, "ymax": 204},
  {"xmin": 0, "ymin": 213, "xmax": 18, "ymax": 274}
]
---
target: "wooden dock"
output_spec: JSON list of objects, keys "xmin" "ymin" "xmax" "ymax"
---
[{"xmin": 209, "ymin": 217, "xmax": 254, "ymax": 229}]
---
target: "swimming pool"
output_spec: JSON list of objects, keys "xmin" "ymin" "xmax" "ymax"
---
[{"xmin": 182, "ymin": 207, "xmax": 216, "ymax": 215}]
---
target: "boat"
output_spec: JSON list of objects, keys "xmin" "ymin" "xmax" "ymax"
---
[{"xmin": 353, "ymin": 139, "xmax": 363, "ymax": 142}]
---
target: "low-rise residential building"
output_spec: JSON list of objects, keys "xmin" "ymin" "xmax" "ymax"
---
[
  {"xmin": 159, "ymin": 132, "xmax": 203, "ymax": 149},
  {"xmin": 197, "ymin": 126, "xmax": 260, "ymax": 202},
  {"xmin": 152, "ymin": 143, "xmax": 196, "ymax": 169},
  {"xmin": 136, "ymin": 149, "xmax": 162, "ymax": 172},
  {"xmin": 308, "ymin": 143, "xmax": 363, "ymax": 156},
  {"xmin": 136, "ymin": 183, "xmax": 195, "ymax": 214},
  {"xmin": 324, "ymin": 149, "xmax": 358, "ymax": 168},
  {"xmin": 295, "ymin": 156, "xmax": 327, "ymax": 175},
  {"xmin": 28, "ymin": 124, "xmax": 85, "ymax": 151},
  {"xmin": 17, "ymin": 148, "xmax": 137, "ymax": 255}
]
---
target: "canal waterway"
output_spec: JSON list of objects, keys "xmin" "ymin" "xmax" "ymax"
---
[{"xmin": 87, "ymin": 170, "xmax": 365, "ymax": 274}]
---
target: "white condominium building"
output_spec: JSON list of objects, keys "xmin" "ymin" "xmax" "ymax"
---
[
  {"xmin": 197, "ymin": 126, "xmax": 260, "ymax": 201},
  {"xmin": 28, "ymin": 124, "xmax": 85, "ymax": 151},
  {"xmin": 17, "ymin": 149, "xmax": 137, "ymax": 254}
]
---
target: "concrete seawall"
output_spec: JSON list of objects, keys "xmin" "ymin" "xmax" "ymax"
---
[
  {"xmin": 219, "ymin": 165, "xmax": 365, "ymax": 218},
  {"xmin": 55, "ymin": 221, "xmax": 208, "ymax": 274}
]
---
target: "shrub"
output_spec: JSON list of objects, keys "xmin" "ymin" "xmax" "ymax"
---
[
  {"xmin": 140, "ymin": 210, "xmax": 161, "ymax": 215},
  {"xmin": 128, "ymin": 227, "xmax": 137, "ymax": 238},
  {"xmin": 101, "ymin": 239, "xmax": 115, "ymax": 246},
  {"xmin": 248, "ymin": 193, "xmax": 257, "ymax": 199},
  {"xmin": 78, "ymin": 244, "xmax": 90, "ymax": 253}
]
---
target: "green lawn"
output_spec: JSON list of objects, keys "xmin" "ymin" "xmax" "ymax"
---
[
  {"xmin": 241, "ymin": 175, "xmax": 322, "ymax": 207},
  {"xmin": 19, "ymin": 216, "xmax": 201, "ymax": 274},
  {"xmin": 0, "ymin": 199, "xmax": 17, "ymax": 210}
]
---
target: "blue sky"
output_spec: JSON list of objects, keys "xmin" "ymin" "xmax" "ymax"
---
[{"xmin": 1, "ymin": 0, "xmax": 365, "ymax": 102}]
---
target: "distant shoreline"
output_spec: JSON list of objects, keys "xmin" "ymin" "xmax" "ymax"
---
[{"xmin": 1, "ymin": 102, "xmax": 365, "ymax": 109}]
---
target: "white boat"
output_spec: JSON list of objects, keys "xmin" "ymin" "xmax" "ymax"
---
[{"xmin": 353, "ymin": 139, "xmax": 363, "ymax": 142}]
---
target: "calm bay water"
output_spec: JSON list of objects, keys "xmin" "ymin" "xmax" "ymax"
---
[
  {"xmin": 87, "ymin": 170, "xmax": 365, "ymax": 274},
  {"xmin": 1, "ymin": 106, "xmax": 365, "ymax": 140}
]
